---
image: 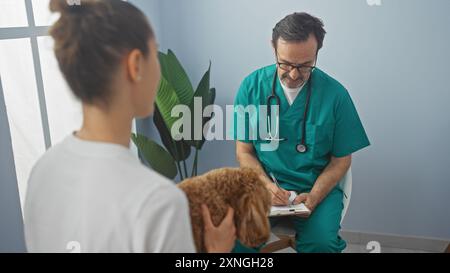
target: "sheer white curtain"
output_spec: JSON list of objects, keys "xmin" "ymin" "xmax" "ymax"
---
[{"xmin": 0, "ymin": 38, "xmax": 46, "ymax": 212}]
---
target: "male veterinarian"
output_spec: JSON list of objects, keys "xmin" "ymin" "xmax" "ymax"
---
[{"xmin": 233, "ymin": 12, "xmax": 370, "ymax": 253}]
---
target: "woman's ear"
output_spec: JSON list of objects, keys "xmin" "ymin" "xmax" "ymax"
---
[{"xmin": 127, "ymin": 49, "xmax": 143, "ymax": 82}]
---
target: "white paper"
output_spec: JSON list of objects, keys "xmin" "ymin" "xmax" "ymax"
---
[{"xmin": 270, "ymin": 203, "xmax": 311, "ymax": 217}]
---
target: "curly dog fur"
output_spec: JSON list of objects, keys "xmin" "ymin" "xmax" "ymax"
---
[{"xmin": 178, "ymin": 167, "xmax": 272, "ymax": 253}]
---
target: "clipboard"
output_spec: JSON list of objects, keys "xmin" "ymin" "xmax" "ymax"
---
[{"xmin": 269, "ymin": 203, "xmax": 311, "ymax": 217}]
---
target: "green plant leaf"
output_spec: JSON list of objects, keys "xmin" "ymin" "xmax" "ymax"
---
[
  {"xmin": 193, "ymin": 62, "xmax": 212, "ymax": 108},
  {"xmin": 153, "ymin": 105, "xmax": 191, "ymax": 162},
  {"xmin": 158, "ymin": 51, "xmax": 171, "ymax": 82},
  {"xmin": 209, "ymin": 87, "xmax": 216, "ymax": 105},
  {"xmin": 155, "ymin": 76, "xmax": 183, "ymax": 131},
  {"xmin": 186, "ymin": 63, "xmax": 216, "ymax": 150},
  {"xmin": 156, "ymin": 50, "xmax": 196, "ymax": 139},
  {"xmin": 131, "ymin": 133, "xmax": 178, "ymax": 179},
  {"xmin": 158, "ymin": 50, "xmax": 194, "ymax": 106}
]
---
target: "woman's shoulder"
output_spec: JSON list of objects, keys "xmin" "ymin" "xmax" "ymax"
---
[{"xmin": 28, "ymin": 134, "xmax": 183, "ymax": 204}]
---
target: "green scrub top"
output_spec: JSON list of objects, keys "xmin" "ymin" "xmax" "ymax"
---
[{"xmin": 232, "ymin": 64, "xmax": 370, "ymax": 192}]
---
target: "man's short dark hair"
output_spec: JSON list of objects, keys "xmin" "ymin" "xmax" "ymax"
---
[{"xmin": 272, "ymin": 12, "xmax": 326, "ymax": 52}]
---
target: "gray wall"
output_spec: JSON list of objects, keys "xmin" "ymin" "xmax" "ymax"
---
[{"xmin": 150, "ymin": 0, "xmax": 450, "ymax": 240}]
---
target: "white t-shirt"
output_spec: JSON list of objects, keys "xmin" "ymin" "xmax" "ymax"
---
[
  {"xmin": 24, "ymin": 134, "xmax": 196, "ymax": 253},
  {"xmin": 279, "ymin": 78, "xmax": 305, "ymax": 105}
]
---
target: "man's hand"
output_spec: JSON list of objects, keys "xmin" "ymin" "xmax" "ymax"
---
[
  {"xmin": 260, "ymin": 176, "xmax": 290, "ymax": 206},
  {"xmin": 236, "ymin": 141, "xmax": 289, "ymax": 206},
  {"xmin": 202, "ymin": 205, "xmax": 236, "ymax": 253},
  {"xmin": 291, "ymin": 155, "xmax": 351, "ymax": 215},
  {"xmin": 293, "ymin": 193, "xmax": 320, "ymax": 213}
]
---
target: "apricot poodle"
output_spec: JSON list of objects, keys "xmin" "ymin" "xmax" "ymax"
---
[{"xmin": 178, "ymin": 167, "xmax": 272, "ymax": 253}]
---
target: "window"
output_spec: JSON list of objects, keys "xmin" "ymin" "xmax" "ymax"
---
[
  {"xmin": 0, "ymin": 0, "xmax": 28, "ymax": 28},
  {"xmin": 0, "ymin": 38, "xmax": 46, "ymax": 207},
  {"xmin": 37, "ymin": 36, "xmax": 82, "ymax": 145},
  {"xmin": 0, "ymin": 0, "xmax": 54, "ymax": 213},
  {"xmin": 31, "ymin": 0, "xmax": 59, "ymax": 26}
]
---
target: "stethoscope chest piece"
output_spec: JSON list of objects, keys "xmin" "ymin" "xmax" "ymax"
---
[{"xmin": 296, "ymin": 144, "xmax": 307, "ymax": 153}]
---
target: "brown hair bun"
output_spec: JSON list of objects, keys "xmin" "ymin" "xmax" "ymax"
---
[{"xmin": 48, "ymin": 0, "xmax": 155, "ymax": 105}]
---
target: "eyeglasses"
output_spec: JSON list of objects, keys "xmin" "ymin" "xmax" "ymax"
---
[
  {"xmin": 277, "ymin": 62, "xmax": 316, "ymax": 74},
  {"xmin": 275, "ymin": 50, "xmax": 317, "ymax": 74}
]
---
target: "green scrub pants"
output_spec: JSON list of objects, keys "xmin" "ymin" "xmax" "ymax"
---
[{"xmin": 233, "ymin": 188, "xmax": 346, "ymax": 253}]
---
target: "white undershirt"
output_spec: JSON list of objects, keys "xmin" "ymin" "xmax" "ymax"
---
[
  {"xmin": 24, "ymin": 134, "xmax": 196, "ymax": 253},
  {"xmin": 279, "ymin": 78, "xmax": 306, "ymax": 105}
]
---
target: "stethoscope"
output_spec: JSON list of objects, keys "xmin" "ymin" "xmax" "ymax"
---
[{"xmin": 266, "ymin": 69, "xmax": 313, "ymax": 153}]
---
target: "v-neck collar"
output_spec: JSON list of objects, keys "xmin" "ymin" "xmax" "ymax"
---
[{"xmin": 275, "ymin": 76, "xmax": 311, "ymax": 118}]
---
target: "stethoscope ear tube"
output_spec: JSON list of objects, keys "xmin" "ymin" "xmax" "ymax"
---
[
  {"xmin": 267, "ymin": 68, "xmax": 313, "ymax": 153},
  {"xmin": 299, "ymin": 79, "xmax": 313, "ymax": 153},
  {"xmin": 267, "ymin": 70, "xmax": 281, "ymax": 118}
]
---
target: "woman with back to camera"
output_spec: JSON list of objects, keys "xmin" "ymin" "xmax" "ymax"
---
[{"xmin": 24, "ymin": 0, "xmax": 236, "ymax": 253}]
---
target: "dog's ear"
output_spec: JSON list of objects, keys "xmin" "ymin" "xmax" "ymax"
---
[{"xmin": 236, "ymin": 186, "xmax": 271, "ymax": 248}]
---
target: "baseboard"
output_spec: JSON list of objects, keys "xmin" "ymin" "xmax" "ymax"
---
[{"xmin": 340, "ymin": 230, "xmax": 449, "ymax": 253}]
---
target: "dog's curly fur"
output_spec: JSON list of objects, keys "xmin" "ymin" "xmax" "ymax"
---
[{"xmin": 178, "ymin": 167, "xmax": 272, "ymax": 253}]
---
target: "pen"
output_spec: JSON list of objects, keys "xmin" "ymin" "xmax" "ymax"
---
[
  {"xmin": 269, "ymin": 172, "xmax": 290, "ymax": 205},
  {"xmin": 269, "ymin": 173, "xmax": 283, "ymax": 190},
  {"xmin": 270, "ymin": 172, "xmax": 296, "ymax": 206}
]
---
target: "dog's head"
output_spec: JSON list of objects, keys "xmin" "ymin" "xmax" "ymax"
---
[
  {"xmin": 181, "ymin": 167, "xmax": 272, "ymax": 251},
  {"xmin": 227, "ymin": 168, "xmax": 272, "ymax": 248}
]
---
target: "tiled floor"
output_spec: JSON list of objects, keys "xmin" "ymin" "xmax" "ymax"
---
[
  {"xmin": 268, "ymin": 234, "xmax": 434, "ymax": 253},
  {"xmin": 343, "ymin": 243, "xmax": 431, "ymax": 253},
  {"xmin": 274, "ymin": 244, "xmax": 432, "ymax": 253}
]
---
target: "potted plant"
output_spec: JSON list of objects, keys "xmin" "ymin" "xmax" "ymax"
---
[{"xmin": 132, "ymin": 50, "xmax": 216, "ymax": 181}]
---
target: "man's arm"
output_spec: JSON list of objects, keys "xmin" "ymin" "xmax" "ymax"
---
[
  {"xmin": 294, "ymin": 155, "xmax": 351, "ymax": 211},
  {"xmin": 236, "ymin": 141, "xmax": 267, "ymax": 178},
  {"xmin": 236, "ymin": 141, "xmax": 290, "ymax": 205}
]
